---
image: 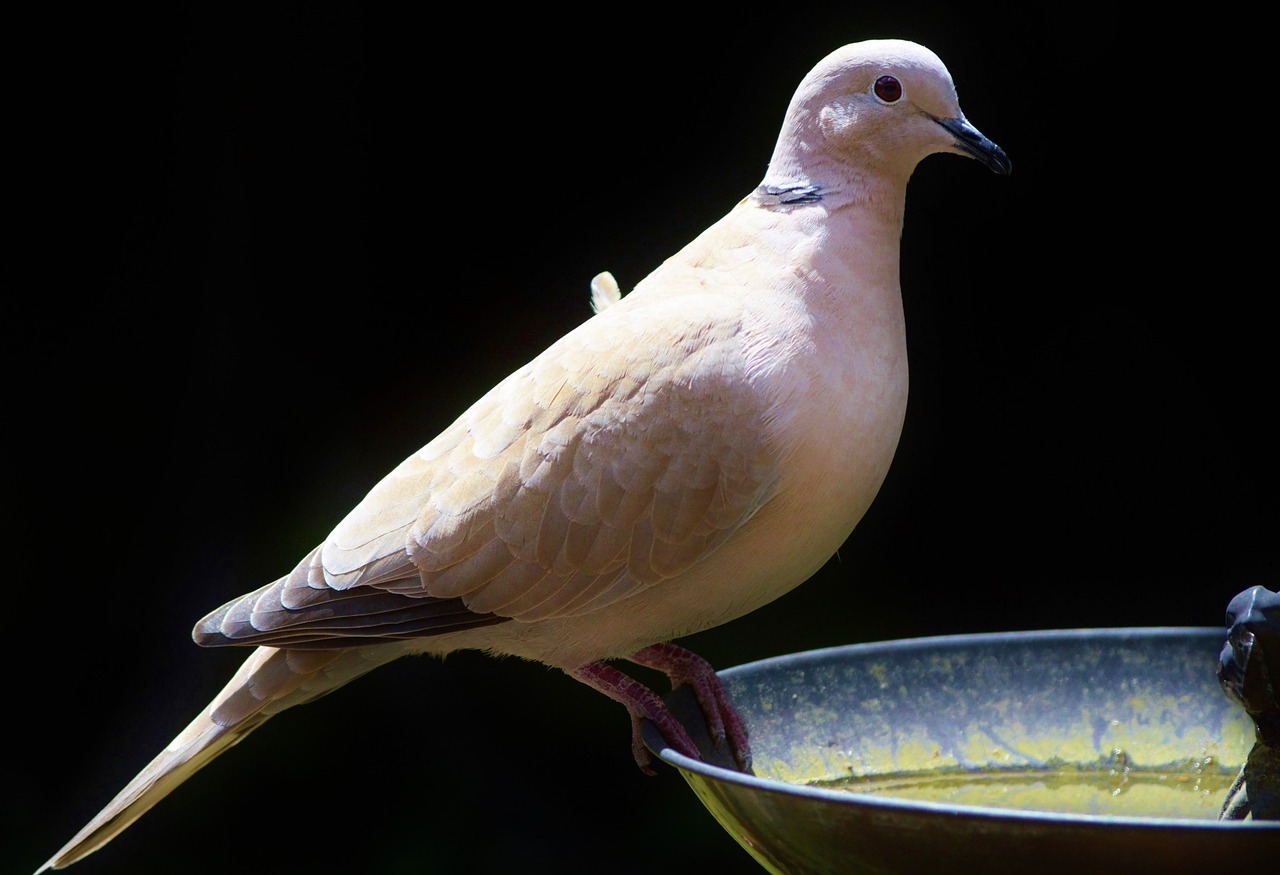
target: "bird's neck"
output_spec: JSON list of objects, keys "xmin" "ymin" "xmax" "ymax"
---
[
  {"xmin": 634, "ymin": 175, "xmax": 908, "ymax": 315},
  {"xmin": 744, "ymin": 169, "xmax": 908, "ymax": 299},
  {"xmin": 756, "ymin": 169, "xmax": 906, "ymax": 220},
  {"xmin": 759, "ymin": 126, "xmax": 911, "ymax": 223}
]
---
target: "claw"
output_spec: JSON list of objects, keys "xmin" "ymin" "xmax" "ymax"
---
[
  {"xmin": 628, "ymin": 643, "xmax": 752, "ymax": 771},
  {"xmin": 570, "ymin": 659, "xmax": 701, "ymax": 774}
]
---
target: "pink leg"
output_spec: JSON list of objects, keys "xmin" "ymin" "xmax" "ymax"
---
[
  {"xmin": 628, "ymin": 642, "xmax": 751, "ymax": 770},
  {"xmin": 570, "ymin": 660, "xmax": 701, "ymax": 774}
]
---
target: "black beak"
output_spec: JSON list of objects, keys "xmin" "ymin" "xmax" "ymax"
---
[{"xmin": 933, "ymin": 115, "xmax": 1011, "ymax": 175}]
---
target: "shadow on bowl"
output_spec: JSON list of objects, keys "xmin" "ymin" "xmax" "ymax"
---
[{"xmin": 641, "ymin": 628, "xmax": 1279, "ymax": 874}]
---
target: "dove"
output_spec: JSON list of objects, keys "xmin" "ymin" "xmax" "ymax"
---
[{"xmin": 38, "ymin": 38, "xmax": 1009, "ymax": 871}]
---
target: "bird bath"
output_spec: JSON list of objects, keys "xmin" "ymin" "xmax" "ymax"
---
[{"xmin": 641, "ymin": 628, "xmax": 1279, "ymax": 874}]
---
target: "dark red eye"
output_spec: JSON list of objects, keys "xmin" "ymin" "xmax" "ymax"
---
[{"xmin": 873, "ymin": 75, "xmax": 902, "ymax": 103}]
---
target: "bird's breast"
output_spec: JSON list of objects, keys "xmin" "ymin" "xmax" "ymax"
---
[{"xmin": 743, "ymin": 268, "xmax": 909, "ymax": 579}]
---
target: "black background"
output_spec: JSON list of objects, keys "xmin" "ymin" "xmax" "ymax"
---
[{"xmin": 12, "ymin": 6, "xmax": 1277, "ymax": 874}]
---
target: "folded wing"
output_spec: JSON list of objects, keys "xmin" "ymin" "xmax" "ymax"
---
[{"xmin": 196, "ymin": 294, "xmax": 779, "ymax": 648}]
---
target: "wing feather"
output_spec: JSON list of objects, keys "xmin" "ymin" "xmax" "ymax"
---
[{"xmin": 194, "ymin": 290, "xmax": 780, "ymax": 648}]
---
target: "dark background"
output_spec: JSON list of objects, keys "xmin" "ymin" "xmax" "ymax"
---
[{"xmin": 12, "ymin": 6, "xmax": 1276, "ymax": 874}]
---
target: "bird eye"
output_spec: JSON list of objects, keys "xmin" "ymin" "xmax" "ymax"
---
[{"xmin": 873, "ymin": 75, "xmax": 903, "ymax": 104}]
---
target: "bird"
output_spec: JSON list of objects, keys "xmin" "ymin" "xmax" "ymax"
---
[{"xmin": 38, "ymin": 38, "xmax": 1009, "ymax": 871}]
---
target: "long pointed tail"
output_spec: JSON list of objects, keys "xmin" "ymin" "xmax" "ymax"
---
[{"xmin": 37, "ymin": 646, "xmax": 349, "ymax": 872}]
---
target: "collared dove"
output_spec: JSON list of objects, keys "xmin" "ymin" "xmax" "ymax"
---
[{"xmin": 38, "ymin": 38, "xmax": 1008, "ymax": 871}]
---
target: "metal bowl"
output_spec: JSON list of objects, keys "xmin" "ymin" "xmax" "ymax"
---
[{"xmin": 641, "ymin": 628, "xmax": 1279, "ymax": 874}]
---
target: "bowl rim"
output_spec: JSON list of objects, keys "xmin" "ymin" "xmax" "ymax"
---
[{"xmin": 645, "ymin": 626, "xmax": 1280, "ymax": 832}]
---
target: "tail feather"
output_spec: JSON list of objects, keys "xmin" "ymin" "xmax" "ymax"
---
[
  {"xmin": 37, "ymin": 710, "xmax": 265, "ymax": 872},
  {"xmin": 38, "ymin": 646, "xmax": 347, "ymax": 872}
]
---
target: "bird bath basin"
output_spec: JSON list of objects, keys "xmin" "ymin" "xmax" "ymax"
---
[{"xmin": 641, "ymin": 628, "xmax": 1278, "ymax": 874}]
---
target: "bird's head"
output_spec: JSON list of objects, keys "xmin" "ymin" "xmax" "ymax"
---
[{"xmin": 763, "ymin": 39, "xmax": 1009, "ymax": 202}]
